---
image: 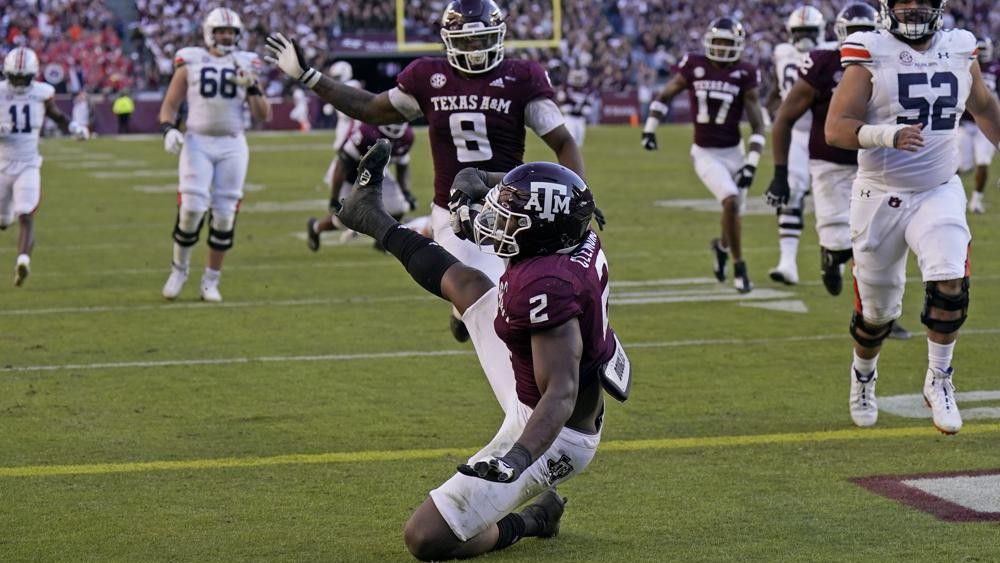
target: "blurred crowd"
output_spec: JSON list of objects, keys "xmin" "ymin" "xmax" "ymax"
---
[{"xmin": 1, "ymin": 0, "xmax": 998, "ymax": 96}]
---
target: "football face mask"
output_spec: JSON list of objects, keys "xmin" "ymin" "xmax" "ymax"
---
[{"xmin": 474, "ymin": 186, "xmax": 531, "ymax": 258}]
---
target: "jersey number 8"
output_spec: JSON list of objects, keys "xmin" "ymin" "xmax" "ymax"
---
[{"xmin": 200, "ymin": 67, "xmax": 238, "ymax": 99}]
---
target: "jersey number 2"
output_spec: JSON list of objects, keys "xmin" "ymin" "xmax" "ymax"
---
[
  {"xmin": 449, "ymin": 112, "xmax": 493, "ymax": 162},
  {"xmin": 896, "ymin": 72, "xmax": 958, "ymax": 131},
  {"xmin": 200, "ymin": 67, "xmax": 238, "ymax": 99},
  {"xmin": 7, "ymin": 105, "xmax": 31, "ymax": 133}
]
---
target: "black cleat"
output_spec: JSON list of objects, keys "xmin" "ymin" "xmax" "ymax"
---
[
  {"xmin": 520, "ymin": 489, "xmax": 567, "ymax": 539},
  {"xmin": 306, "ymin": 217, "xmax": 321, "ymax": 252},
  {"xmin": 733, "ymin": 260, "xmax": 753, "ymax": 294},
  {"xmin": 450, "ymin": 315, "xmax": 470, "ymax": 343},
  {"xmin": 334, "ymin": 139, "xmax": 397, "ymax": 241},
  {"xmin": 821, "ymin": 247, "xmax": 852, "ymax": 296},
  {"xmin": 888, "ymin": 322, "xmax": 912, "ymax": 340},
  {"xmin": 710, "ymin": 238, "xmax": 728, "ymax": 282}
]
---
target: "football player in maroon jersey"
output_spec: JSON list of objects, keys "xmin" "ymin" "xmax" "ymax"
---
[
  {"xmin": 265, "ymin": 0, "xmax": 585, "ymax": 342},
  {"xmin": 331, "ymin": 139, "xmax": 629, "ymax": 561},
  {"xmin": 641, "ymin": 17, "xmax": 767, "ymax": 293}
]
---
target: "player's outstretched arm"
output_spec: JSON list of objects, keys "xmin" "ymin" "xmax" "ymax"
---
[
  {"xmin": 766, "ymin": 79, "xmax": 817, "ymax": 206},
  {"xmin": 641, "ymin": 73, "xmax": 688, "ymax": 150},
  {"xmin": 334, "ymin": 141, "xmax": 493, "ymax": 314},
  {"xmin": 264, "ymin": 33, "xmax": 406, "ymax": 125},
  {"xmin": 966, "ymin": 62, "xmax": 1000, "ymax": 148}
]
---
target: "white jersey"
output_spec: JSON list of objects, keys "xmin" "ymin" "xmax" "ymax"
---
[
  {"xmin": 0, "ymin": 80, "xmax": 54, "ymax": 163},
  {"xmin": 843, "ymin": 29, "xmax": 977, "ymax": 192},
  {"xmin": 773, "ymin": 42, "xmax": 812, "ymax": 133},
  {"xmin": 176, "ymin": 47, "xmax": 261, "ymax": 136}
]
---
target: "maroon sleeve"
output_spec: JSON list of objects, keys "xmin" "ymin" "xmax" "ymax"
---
[
  {"xmin": 675, "ymin": 53, "xmax": 694, "ymax": 82},
  {"xmin": 744, "ymin": 63, "xmax": 760, "ymax": 90},
  {"xmin": 525, "ymin": 61, "xmax": 556, "ymax": 102},
  {"xmin": 507, "ymin": 276, "xmax": 582, "ymax": 331},
  {"xmin": 800, "ymin": 50, "xmax": 834, "ymax": 91},
  {"xmin": 396, "ymin": 58, "xmax": 427, "ymax": 97}
]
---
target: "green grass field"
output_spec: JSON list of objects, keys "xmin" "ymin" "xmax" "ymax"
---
[{"xmin": 2, "ymin": 126, "xmax": 1000, "ymax": 562}]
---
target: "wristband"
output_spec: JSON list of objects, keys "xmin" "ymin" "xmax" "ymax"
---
[
  {"xmin": 502, "ymin": 443, "xmax": 533, "ymax": 473},
  {"xmin": 748, "ymin": 133, "xmax": 767, "ymax": 148},
  {"xmin": 857, "ymin": 124, "xmax": 908, "ymax": 149},
  {"xmin": 246, "ymin": 84, "xmax": 262, "ymax": 96},
  {"xmin": 159, "ymin": 122, "xmax": 176, "ymax": 136},
  {"xmin": 299, "ymin": 67, "xmax": 321, "ymax": 88},
  {"xmin": 649, "ymin": 100, "xmax": 669, "ymax": 116}
]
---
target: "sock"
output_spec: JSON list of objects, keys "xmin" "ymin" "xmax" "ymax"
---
[
  {"xmin": 203, "ymin": 267, "xmax": 221, "ymax": 282},
  {"xmin": 971, "ymin": 191, "xmax": 984, "ymax": 205},
  {"xmin": 779, "ymin": 236, "xmax": 799, "ymax": 268},
  {"xmin": 492, "ymin": 513, "xmax": 525, "ymax": 551},
  {"xmin": 173, "ymin": 243, "xmax": 194, "ymax": 270},
  {"xmin": 927, "ymin": 339, "xmax": 955, "ymax": 372},
  {"xmin": 852, "ymin": 351, "xmax": 878, "ymax": 378},
  {"xmin": 16, "ymin": 253, "xmax": 29, "ymax": 265}
]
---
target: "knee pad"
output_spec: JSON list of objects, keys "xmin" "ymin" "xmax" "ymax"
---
[
  {"xmin": 850, "ymin": 311, "xmax": 894, "ymax": 349},
  {"xmin": 777, "ymin": 207, "xmax": 804, "ymax": 235},
  {"xmin": 207, "ymin": 211, "xmax": 236, "ymax": 251},
  {"xmin": 921, "ymin": 278, "xmax": 969, "ymax": 334},
  {"xmin": 172, "ymin": 208, "xmax": 205, "ymax": 247}
]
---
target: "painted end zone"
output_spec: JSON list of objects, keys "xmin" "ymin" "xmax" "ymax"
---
[{"xmin": 851, "ymin": 469, "xmax": 1000, "ymax": 522}]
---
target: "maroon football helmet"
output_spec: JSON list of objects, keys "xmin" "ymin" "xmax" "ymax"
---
[
  {"xmin": 440, "ymin": 0, "xmax": 507, "ymax": 74},
  {"xmin": 474, "ymin": 162, "xmax": 595, "ymax": 258}
]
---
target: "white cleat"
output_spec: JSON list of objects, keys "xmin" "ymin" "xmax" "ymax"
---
[
  {"xmin": 768, "ymin": 264, "xmax": 799, "ymax": 285},
  {"xmin": 849, "ymin": 368, "xmax": 878, "ymax": 427},
  {"xmin": 162, "ymin": 264, "xmax": 188, "ymax": 300},
  {"xmin": 14, "ymin": 256, "xmax": 30, "ymax": 287},
  {"xmin": 923, "ymin": 367, "xmax": 962, "ymax": 435},
  {"xmin": 200, "ymin": 275, "xmax": 222, "ymax": 302}
]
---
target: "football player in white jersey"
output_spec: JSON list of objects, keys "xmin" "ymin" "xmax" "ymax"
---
[
  {"xmin": 0, "ymin": 47, "xmax": 89, "ymax": 286},
  {"xmin": 158, "ymin": 7, "xmax": 272, "ymax": 302},
  {"xmin": 826, "ymin": 0, "xmax": 1000, "ymax": 434},
  {"xmin": 321, "ymin": 61, "xmax": 363, "ymax": 189},
  {"xmin": 765, "ymin": 5, "xmax": 826, "ymax": 285}
]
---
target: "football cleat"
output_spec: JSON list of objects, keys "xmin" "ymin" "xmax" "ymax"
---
[
  {"xmin": 887, "ymin": 322, "xmax": 912, "ymax": 340},
  {"xmin": 520, "ymin": 489, "xmax": 567, "ymax": 539},
  {"xmin": 968, "ymin": 193, "xmax": 985, "ymax": 214},
  {"xmin": 306, "ymin": 217, "xmax": 321, "ymax": 252},
  {"xmin": 710, "ymin": 238, "xmax": 728, "ymax": 282},
  {"xmin": 733, "ymin": 260, "xmax": 752, "ymax": 293},
  {"xmin": 923, "ymin": 367, "xmax": 962, "ymax": 434},
  {"xmin": 849, "ymin": 368, "xmax": 878, "ymax": 427},
  {"xmin": 200, "ymin": 273, "xmax": 222, "ymax": 303},
  {"xmin": 449, "ymin": 315, "xmax": 470, "ymax": 343},
  {"xmin": 820, "ymin": 248, "xmax": 844, "ymax": 296},
  {"xmin": 768, "ymin": 264, "xmax": 799, "ymax": 286},
  {"xmin": 13, "ymin": 255, "xmax": 30, "ymax": 287},
  {"xmin": 161, "ymin": 263, "xmax": 188, "ymax": 300}
]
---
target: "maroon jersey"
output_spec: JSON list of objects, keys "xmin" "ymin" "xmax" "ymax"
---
[
  {"xmin": 676, "ymin": 53, "xmax": 759, "ymax": 148},
  {"xmin": 341, "ymin": 123, "xmax": 415, "ymax": 183},
  {"xmin": 494, "ymin": 231, "xmax": 616, "ymax": 408},
  {"xmin": 396, "ymin": 57, "xmax": 556, "ymax": 208},
  {"xmin": 799, "ymin": 48, "xmax": 858, "ymax": 165}
]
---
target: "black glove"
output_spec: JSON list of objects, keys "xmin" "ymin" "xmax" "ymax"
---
[
  {"xmin": 641, "ymin": 132, "xmax": 658, "ymax": 151},
  {"xmin": 593, "ymin": 206, "xmax": 607, "ymax": 231},
  {"xmin": 331, "ymin": 139, "xmax": 397, "ymax": 242},
  {"xmin": 765, "ymin": 165, "xmax": 790, "ymax": 207},
  {"xmin": 457, "ymin": 443, "xmax": 532, "ymax": 483},
  {"xmin": 734, "ymin": 164, "xmax": 756, "ymax": 190}
]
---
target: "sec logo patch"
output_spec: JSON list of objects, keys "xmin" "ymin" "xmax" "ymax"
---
[{"xmin": 430, "ymin": 73, "xmax": 447, "ymax": 89}]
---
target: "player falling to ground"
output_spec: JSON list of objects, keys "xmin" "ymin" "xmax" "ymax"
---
[
  {"xmin": 826, "ymin": 0, "xmax": 1000, "ymax": 434},
  {"xmin": 158, "ymin": 7, "xmax": 272, "ymax": 302},
  {"xmin": 766, "ymin": 2, "xmax": 912, "ymax": 340},
  {"xmin": 265, "ymin": 0, "xmax": 588, "ymax": 343},
  {"xmin": 557, "ymin": 69, "xmax": 596, "ymax": 147},
  {"xmin": 333, "ymin": 138, "xmax": 629, "ymax": 561},
  {"xmin": 957, "ymin": 37, "xmax": 998, "ymax": 214},
  {"xmin": 642, "ymin": 17, "xmax": 766, "ymax": 293},
  {"xmin": 763, "ymin": 5, "xmax": 829, "ymax": 285},
  {"xmin": 0, "ymin": 46, "xmax": 89, "ymax": 287},
  {"xmin": 306, "ymin": 122, "xmax": 417, "ymax": 251}
]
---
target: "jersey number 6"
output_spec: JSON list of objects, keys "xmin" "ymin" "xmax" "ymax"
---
[{"xmin": 200, "ymin": 67, "xmax": 238, "ymax": 99}]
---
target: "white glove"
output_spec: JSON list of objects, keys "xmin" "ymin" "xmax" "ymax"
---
[
  {"xmin": 234, "ymin": 67, "xmax": 259, "ymax": 88},
  {"xmin": 68, "ymin": 121, "xmax": 90, "ymax": 140},
  {"xmin": 263, "ymin": 33, "xmax": 321, "ymax": 87},
  {"xmin": 164, "ymin": 127, "xmax": 184, "ymax": 155},
  {"xmin": 0, "ymin": 121, "xmax": 12, "ymax": 136}
]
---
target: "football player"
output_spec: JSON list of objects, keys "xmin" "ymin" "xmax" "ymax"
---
[
  {"xmin": 332, "ymin": 139, "xmax": 628, "ymax": 561},
  {"xmin": 0, "ymin": 46, "xmax": 89, "ymax": 287},
  {"xmin": 265, "ymin": 0, "xmax": 585, "ymax": 342},
  {"xmin": 826, "ymin": 0, "xmax": 1000, "ymax": 434},
  {"xmin": 158, "ymin": 7, "xmax": 272, "ymax": 302},
  {"xmin": 642, "ymin": 17, "xmax": 766, "ymax": 293},
  {"xmin": 957, "ymin": 38, "xmax": 998, "ymax": 213},
  {"xmin": 557, "ymin": 69, "xmax": 596, "ymax": 146},
  {"xmin": 306, "ymin": 122, "xmax": 417, "ymax": 251},
  {"xmin": 763, "ymin": 5, "xmax": 828, "ymax": 285}
]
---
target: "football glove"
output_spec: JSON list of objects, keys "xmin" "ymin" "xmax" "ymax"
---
[
  {"xmin": 233, "ymin": 67, "xmax": 259, "ymax": 88},
  {"xmin": 263, "ymin": 33, "xmax": 321, "ymax": 87},
  {"xmin": 68, "ymin": 121, "xmax": 90, "ymax": 141},
  {"xmin": 457, "ymin": 443, "xmax": 532, "ymax": 484},
  {"xmin": 734, "ymin": 164, "xmax": 756, "ymax": 190},
  {"xmin": 160, "ymin": 122, "xmax": 184, "ymax": 155},
  {"xmin": 641, "ymin": 132, "xmax": 658, "ymax": 151},
  {"xmin": 764, "ymin": 165, "xmax": 790, "ymax": 207},
  {"xmin": 448, "ymin": 167, "xmax": 493, "ymax": 240}
]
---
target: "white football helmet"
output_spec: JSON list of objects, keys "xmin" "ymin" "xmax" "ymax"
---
[
  {"xmin": 977, "ymin": 37, "xmax": 994, "ymax": 64},
  {"xmin": 703, "ymin": 17, "xmax": 746, "ymax": 63},
  {"xmin": 3, "ymin": 47, "xmax": 39, "ymax": 94},
  {"xmin": 202, "ymin": 7, "xmax": 243, "ymax": 54},
  {"xmin": 786, "ymin": 5, "xmax": 826, "ymax": 52},
  {"xmin": 329, "ymin": 61, "xmax": 353, "ymax": 82},
  {"xmin": 440, "ymin": 0, "xmax": 507, "ymax": 74},
  {"xmin": 378, "ymin": 123, "xmax": 408, "ymax": 139},
  {"xmin": 880, "ymin": 0, "xmax": 947, "ymax": 43}
]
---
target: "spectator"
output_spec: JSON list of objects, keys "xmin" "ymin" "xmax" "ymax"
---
[{"xmin": 112, "ymin": 90, "xmax": 134, "ymax": 134}]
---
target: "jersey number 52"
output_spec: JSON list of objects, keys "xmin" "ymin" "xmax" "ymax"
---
[{"xmin": 896, "ymin": 71, "xmax": 958, "ymax": 131}]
